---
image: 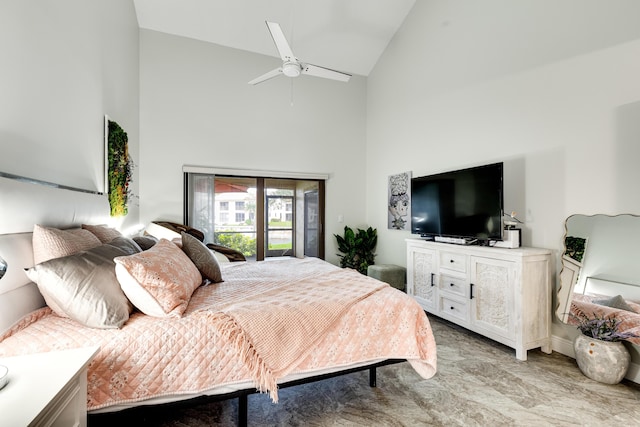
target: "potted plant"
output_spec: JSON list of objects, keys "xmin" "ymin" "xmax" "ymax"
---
[
  {"xmin": 571, "ymin": 312, "xmax": 636, "ymax": 384},
  {"xmin": 334, "ymin": 226, "xmax": 377, "ymax": 275}
]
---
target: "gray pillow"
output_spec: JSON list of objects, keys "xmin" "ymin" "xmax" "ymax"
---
[
  {"xmin": 26, "ymin": 237, "xmax": 141, "ymax": 329},
  {"xmin": 181, "ymin": 232, "xmax": 223, "ymax": 283},
  {"xmin": 593, "ymin": 294, "xmax": 635, "ymax": 312},
  {"xmin": 133, "ymin": 235, "xmax": 158, "ymax": 250}
]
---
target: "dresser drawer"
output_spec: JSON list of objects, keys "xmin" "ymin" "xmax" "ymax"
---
[
  {"xmin": 440, "ymin": 296, "xmax": 468, "ymax": 322},
  {"xmin": 440, "ymin": 251, "xmax": 467, "ymax": 273},
  {"xmin": 439, "ymin": 274, "xmax": 468, "ymax": 298}
]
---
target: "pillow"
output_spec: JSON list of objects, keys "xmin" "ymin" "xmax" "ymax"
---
[
  {"xmin": 211, "ymin": 249, "xmax": 231, "ymax": 264},
  {"xmin": 153, "ymin": 221, "xmax": 206, "ymax": 242},
  {"xmin": 205, "ymin": 243, "xmax": 247, "ymax": 262},
  {"xmin": 114, "ymin": 239, "xmax": 202, "ymax": 318},
  {"xmin": 181, "ymin": 232, "xmax": 223, "ymax": 283},
  {"xmin": 82, "ymin": 224, "xmax": 123, "ymax": 243},
  {"xmin": 133, "ymin": 235, "xmax": 158, "ymax": 250},
  {"xmin": 32, "ymin": 224, "xmax": 102, "ymax": 264},
  {"xmin": 144, "ymin": 222, "xmax": 182, "ymax": 241},
  {"xmin": 25, "ymin": 237, "xmax": 141, "ymax": 329},
  {"xmin": 593, "ymin": 295, "xmax": 635, "ymax": 312}
]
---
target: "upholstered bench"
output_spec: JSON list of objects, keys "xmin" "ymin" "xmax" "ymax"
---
[{"xmin": 367, "ymin": 264, "xmax": 406, "ymax": 291}]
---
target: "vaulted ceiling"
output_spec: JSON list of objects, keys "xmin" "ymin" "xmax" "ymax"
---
[{"xmin": 133, "ymin": 0, "xmax": 416, "ymax": 77}]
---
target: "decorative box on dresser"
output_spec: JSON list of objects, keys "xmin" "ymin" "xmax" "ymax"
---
[{"xmin": 406, "ymin": 238, "xmax": 553, "ymax": 361}]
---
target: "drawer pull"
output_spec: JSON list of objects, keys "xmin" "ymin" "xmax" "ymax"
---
[
  {"xmin": 450, "ymin": 283, "xmax": 455, "ymax": 287},
  {"xmin": 470, "ymin": 283, "xmax": 475, "ymax": 299},
  {"xmin": 430, "ymin": 273, "xmax": 435, "ymax": 287},
  {"xmin": 450, "ymin": 259, "xmax": 454, "ymax": 263},
  {"xmin": 450, "ymin": 306, "xmax": 455, "ymax": 310}
]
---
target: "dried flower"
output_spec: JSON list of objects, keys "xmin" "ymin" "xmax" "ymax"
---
[{"xmin": 570, "ymin": 312, "xmax": 638, "ymax": 342}]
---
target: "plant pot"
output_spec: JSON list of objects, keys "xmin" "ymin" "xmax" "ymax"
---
[{"xmin": 574, "ymin": 334, "xmax": 630, "ymax": 384}]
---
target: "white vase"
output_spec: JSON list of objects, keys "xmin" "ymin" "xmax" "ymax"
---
[{"xmin": 574, "ymin": 334, "xmax": 630, "ymax": 384}]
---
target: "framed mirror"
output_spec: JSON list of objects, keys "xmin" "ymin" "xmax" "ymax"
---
[{"xmin": 556, "ymin": 214, "xmax": 640, "ymax": 324}]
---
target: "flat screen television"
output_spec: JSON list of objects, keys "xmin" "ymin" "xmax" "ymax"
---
[{"xmin": 410, "ymin": 162, "xmax": 504, "ymax": 242}]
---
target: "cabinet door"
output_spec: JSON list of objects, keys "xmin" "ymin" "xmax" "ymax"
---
[
  {"xmin": 470, "ymin": 256, "xmax": 515, "ymax": 340},
  {"xmin": 407, "ymin": 246, "xmax": 437, "ymax": 311}
]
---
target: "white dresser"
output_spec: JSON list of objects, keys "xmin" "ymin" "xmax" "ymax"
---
[
  {"xmin": 0, "ymin": 346, "xmax": 99, "ymax": 427},
  {"xmin": 406, "ymin": 238, "xmax": 552, "ymax": 360}
]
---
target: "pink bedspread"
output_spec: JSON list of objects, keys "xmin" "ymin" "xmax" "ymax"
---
[{"xmin": 0, "ymin": 257, "xmax": 437, "ymax": 411}]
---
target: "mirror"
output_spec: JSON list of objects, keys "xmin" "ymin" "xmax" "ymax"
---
[
  {"xmin": 556, "ymin": 214, "xmax": 640, "ymax": 323},
  {"xmin": 0, "ymin": 255, "xmax": 6, "ymax": 281}
]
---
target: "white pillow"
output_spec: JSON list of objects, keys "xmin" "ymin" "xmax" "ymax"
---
[
  {"xmin": 26, "ymin": 237, "xmax": 140, "ymax": 328},
  {"xmin": 143, "ymin": 222, "xmax": 181, "ymax": 241}
]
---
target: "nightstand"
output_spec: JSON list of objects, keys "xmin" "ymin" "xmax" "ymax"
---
[{"xmin": 0, "ymin": 346, "xmax": 99, "ymax": 427}]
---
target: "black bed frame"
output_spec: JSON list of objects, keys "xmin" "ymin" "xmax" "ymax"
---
[{"xmin": 220, "ymin": 358, "xmax": 404, "ymax": 426}]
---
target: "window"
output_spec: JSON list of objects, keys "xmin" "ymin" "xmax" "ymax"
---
[{"xmin": 185, "ymin": 170, "xmax": 325, "ymax": 261}]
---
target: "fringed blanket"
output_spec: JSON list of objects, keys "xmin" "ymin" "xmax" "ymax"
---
[{"xmin": 208, "ymin": 267, "xmax": 386, "ymax": 402}]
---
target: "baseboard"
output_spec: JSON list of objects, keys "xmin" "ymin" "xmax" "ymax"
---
[{"xmin": 551, "ymin": 335, "xmax": 640, "ymax": 383}]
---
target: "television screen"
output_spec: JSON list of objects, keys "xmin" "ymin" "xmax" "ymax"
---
[{"xmin": 411, "ymin": 163, "xmax": 503, "ymax": 241}]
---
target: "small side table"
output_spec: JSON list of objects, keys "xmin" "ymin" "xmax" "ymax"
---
[{"xmin": 0, "ymin": 346, "xmax": 99, "ymax": 427}]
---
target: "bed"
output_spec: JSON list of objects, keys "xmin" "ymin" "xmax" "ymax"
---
[{"xmin": 0, "ymin": 175, "xmax": 437, "ymax": 425}]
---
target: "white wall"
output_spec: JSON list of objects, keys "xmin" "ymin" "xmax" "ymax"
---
[
  {"xmin": 367, "ymin": 0, "xmax": 640, "ymax": 352},
  {"xmin": 138, "ymin": 29, "xmax": 367, "ymax": 265},
  {"xmin": 0, "ymin": 0, "xmax": 140, "ymax": 230}
]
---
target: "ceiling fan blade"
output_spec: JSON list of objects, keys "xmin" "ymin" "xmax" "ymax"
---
[
  {"xmin": 266, "ymin": 21, "xmax": 296, "ymax": 62},
  {"xmin": 248, "ymin": 68, "xmax": 283, "ymax": 85},
  {"xmin": 301, "ymin": 63, "xmax": 351, "ymax": 82}
]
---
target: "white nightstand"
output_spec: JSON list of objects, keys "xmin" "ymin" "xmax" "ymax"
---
[{"xmin": 0, "ymin": 346, "xmax": 99, "ymax": 427}]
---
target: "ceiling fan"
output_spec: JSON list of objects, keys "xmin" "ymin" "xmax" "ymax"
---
[{"xmin": 248, "ymin": 21, "xmax": 351, "ymax": 85}]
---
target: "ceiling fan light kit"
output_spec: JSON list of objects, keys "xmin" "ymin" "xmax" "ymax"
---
[
  {"xmin": 248, "ymin": 21, "xmax": 351, "ymax": 85},
  {"xmin": 282, "ymin": 62, "xmax": 301, "ymax": 77}
]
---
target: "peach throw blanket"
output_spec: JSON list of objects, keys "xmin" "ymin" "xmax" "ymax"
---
[{"xmin": 208, "ymin": 267, "xmax": 386, "ymax": 402}]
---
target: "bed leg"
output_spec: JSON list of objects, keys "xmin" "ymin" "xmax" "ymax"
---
[
  {"xmin": 369, "ymin": 366, "xmax": 377, "ymax": 387},
  {"xmin": 238, "ymin": 394, "xmax": 248, "ymax": 427}
]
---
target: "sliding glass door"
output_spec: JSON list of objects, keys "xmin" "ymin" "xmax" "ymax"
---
[{"xmin": 185, "ymin": 173, "xmax": 324, "ymax": 261}]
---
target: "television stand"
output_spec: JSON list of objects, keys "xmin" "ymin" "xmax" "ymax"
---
[
  {"xmin": 406, "ymin": 238, "xmax": 552, "ymax": 360},
  {"xmin": 434, "ymin": 236, "xmax": 478, "ymax": 245}
]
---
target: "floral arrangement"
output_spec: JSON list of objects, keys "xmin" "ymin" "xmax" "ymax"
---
[
  {"xmin": 571, "ymin": 312, "xmax": 638, "ymax": 342},
  {"xmin": 107, "ymin": 119, "xmax": 133, "ymax": 217}
]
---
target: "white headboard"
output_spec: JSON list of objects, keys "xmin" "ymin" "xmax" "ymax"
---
[
  {"xmin": 584, "ymin": 276, "xmax": 640, "ymax": 303},
  {"xmin": 0, "ymin": 175, "xmax": 110, "ymax": 333}
]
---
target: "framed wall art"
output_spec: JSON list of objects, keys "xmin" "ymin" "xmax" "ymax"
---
[{"xmin": 388, "ymin": 171, "xmax": 411, "ymax": 231}]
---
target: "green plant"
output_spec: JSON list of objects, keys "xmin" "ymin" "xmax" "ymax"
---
[
  {"xmin": 564, "ymin": 236, "xmax": 587, "ymax": 263},
  {"xmin": 215, "ymin": 233, "xmax": 256, "ymax": 257},
  {"xmin": 334, "ymin": 226, "xmax": 377, "ymax": 275},
  {"xmin": 570, "ymin": 312, "xmax": 638, "ymax": 342},
  {"xmin": 107, "ymin": 120, "xmax": 133, "ymax": 217}
]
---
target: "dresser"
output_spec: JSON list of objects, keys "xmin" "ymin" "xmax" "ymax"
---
[
  {"xmin": 406, "ymin": 239, "xmax": 552, "ymax": 360},
  {"xmin": 0, "ymin": 346, "xmax": 99, "ymax": 427}
]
